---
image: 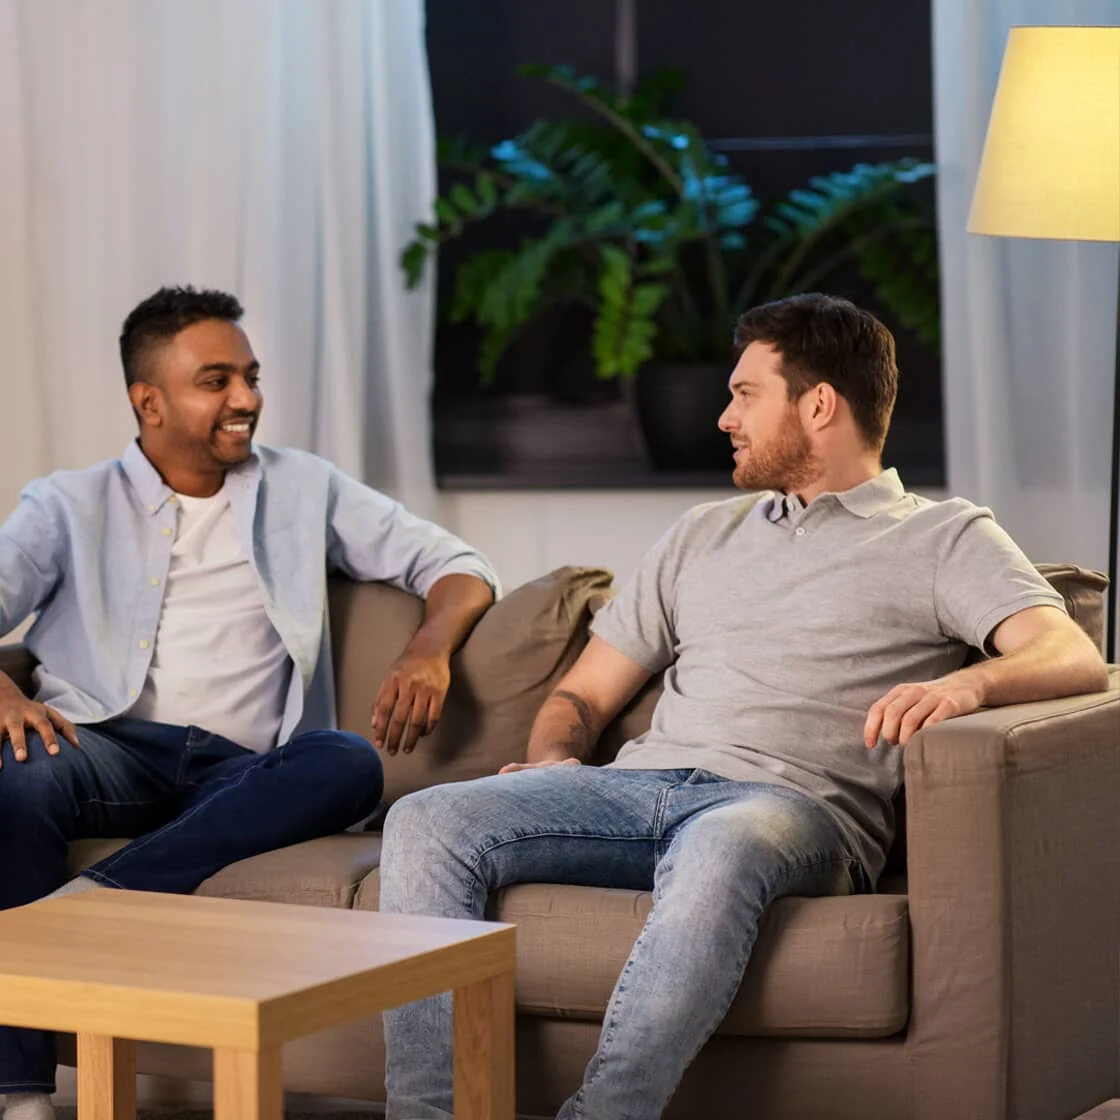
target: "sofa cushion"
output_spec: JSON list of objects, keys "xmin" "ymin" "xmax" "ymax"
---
[
  {"xmin": 495, "ymin": 883, "xmax": 908, "ymax": 1039},
  {"xmin": 68, "ymin": 834, "xmax": 382, "ymax": 908},
  {"xmin": 355, "ymin": 871, "xmax": 909, "ymax": 1039},
  {"xmin": 330, "ymin": 566, "xmax": 613, "ymax": 807}
]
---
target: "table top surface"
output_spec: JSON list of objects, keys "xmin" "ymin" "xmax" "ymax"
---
[{"xmin": 0, "ymin": 889, "xmax": 514, "ymax": 1049}]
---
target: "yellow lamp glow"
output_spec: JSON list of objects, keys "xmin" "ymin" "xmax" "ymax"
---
[{"xmin": 968, "ymin": 26, "xmax": 1120, "ymax": 242}]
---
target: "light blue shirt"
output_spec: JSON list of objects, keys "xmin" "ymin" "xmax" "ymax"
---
[{"xmin": 0, "ymin": 441, "xmax": 499, "ymax": 743}]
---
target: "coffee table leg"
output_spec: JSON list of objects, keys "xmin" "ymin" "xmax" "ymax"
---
[
  {"xmin": 76, "ymin": 1034, "xmax": 135, "ymax": 1120},
  {"xmin": 453, "ymin": 969, "xmax": 515, "ymax": 1120},
  {"xmin": 213, "ymin": 1046, "xmax": 282, "ymax": 1120}
]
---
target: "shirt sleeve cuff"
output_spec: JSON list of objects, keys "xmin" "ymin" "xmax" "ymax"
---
[
  {"xmin": 973, "ymin": 590, "xmax": 1068, "ymax": 654},
  {"xmin": 589, "ymin": 612, "xmax": 671, "ymax": 674},
  {"xmin": 418, "ymin": 560, "xmax": 502, "ymax": 600}
]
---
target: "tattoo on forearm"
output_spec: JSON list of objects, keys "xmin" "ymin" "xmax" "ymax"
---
[{"xmin": 552, "ymin": 689, "xmax": 596, "ymax": 754}]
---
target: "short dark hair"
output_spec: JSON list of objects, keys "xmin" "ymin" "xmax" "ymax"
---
[
  {"xmin": 119, "ymin": 285, "xmax": 244, "ymax": 387},
  {"xmin": 734, "ymin": 293, "xmax": 898, "ymax": 450}
]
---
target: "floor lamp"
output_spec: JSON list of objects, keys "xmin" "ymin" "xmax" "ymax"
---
[{"xmin": 968, "ymin": 25, "xmax": 1120, "ymax": 661}]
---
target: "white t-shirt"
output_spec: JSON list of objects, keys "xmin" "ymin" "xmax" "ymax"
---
[{"xmin": 129, "ymin": 488, "xmax": 291, "ymax": 752}]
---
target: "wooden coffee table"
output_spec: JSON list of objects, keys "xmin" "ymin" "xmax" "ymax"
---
[{"xmin": 0, "ymin": 889, "xmax": 515, "ymax": 1119}]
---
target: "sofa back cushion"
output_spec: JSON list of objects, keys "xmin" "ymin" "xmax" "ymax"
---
[
  {"xmin": 329, "ymin": 566, "xmax": 613, "ymax": 806},
  {"xmin": 1031, "ymin": 563, "xmax": 1107, "ymax": 651}
]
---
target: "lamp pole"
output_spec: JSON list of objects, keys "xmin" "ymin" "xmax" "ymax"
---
[{"xmin": 1107, "ymin": 257, "xmax": 1120, "ymax": 661}]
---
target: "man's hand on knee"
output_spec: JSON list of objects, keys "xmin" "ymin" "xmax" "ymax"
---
[{"xmin": 0, "ymin": 674, "xmax": 80, "ymax": 767}]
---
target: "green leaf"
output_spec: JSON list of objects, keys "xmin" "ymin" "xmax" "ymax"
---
[
  {"xmin": 853, "ymin": 225, "xmax": 941, "ymax": 349},
  {"xmin": 584, "ymin": 201, "xmax": 626, "ymax": 234},
  {"xmin": 450, "ymin": 183, "xmax": 478, "ymax": 215},
  {"xmin": 475, "ymin": 173, "xmax": 498, "ymax": 212},
  {"xmin": 434, "ymin": 197, "xmax": 460, "ymax": 230},
  {"xmin": 592, "ymin": 247, "xmax": 669, "ymax": 378},
  {"xmin": 638, "ymin": 254, "xmax": 676, "ymax": 276},
  {"xmin": 399, "ymin": 241, "xmax": 429, "ymax": 289},
  {"xmin": 477, "ymin": 325, "xmax": 515, "ymax": 384},
  {"xmin": 449, "ymin": 250, "xmax": 515, "ymax": 324}
]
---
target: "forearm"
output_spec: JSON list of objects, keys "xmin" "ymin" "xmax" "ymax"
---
[
  {"xmin": 404, "ymin": 573, "xmax": 494, "ymax": 661},
  {"xmin": 525, "ymin": 690, "xmax": 604, "ymax": 763},
  {"xmin": 955, "ymin": 628, "xmax": 1109, "ymax": 707}
]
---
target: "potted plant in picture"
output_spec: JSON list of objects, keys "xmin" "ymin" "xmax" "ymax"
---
[{"xmin": 401, "ymin": 65, "xmax": 938, "ymax": 471}]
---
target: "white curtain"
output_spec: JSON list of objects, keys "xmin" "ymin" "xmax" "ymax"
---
[
  {"xmin": 933, "ymin": 0, "xmax": 1120, "ymax": 654},
  {"xmin": 0, "ymin": 0, "xmax": 440, "ymax": 522}
]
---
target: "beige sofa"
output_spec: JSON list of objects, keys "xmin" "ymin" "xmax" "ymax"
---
[{"xmin": 1, "ymin": 563, "xmax": 1118, "ymax": 1120}]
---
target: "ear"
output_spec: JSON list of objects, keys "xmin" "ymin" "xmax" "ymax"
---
[
  {"xmin": 800, "ymin": 382, "xmax": 839, "ymax": 431},
  {"xmin": 128, "ymin": 381, "xmax": 163, "ymax": 428}
]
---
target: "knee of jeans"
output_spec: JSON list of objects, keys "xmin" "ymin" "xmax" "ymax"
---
[
  {"xmin": 382, "ymin": 785, "xmax": 472, "ymax": 861},
  {"xmin": 325, "ymin": 731, "xmax": 383, "ymax": 810},
  {"xmin": 0, "ymin": 734, "xmax": 71, "ymax": 817}
]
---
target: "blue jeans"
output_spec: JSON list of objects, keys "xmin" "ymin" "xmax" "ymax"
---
[
  {"xmin": 0, "ymin": 716, "xmax": 383, "ymax": 1094},
  {"xmin": 380, "ymin": 766, "xmax": 867, "ymax": 1120}
]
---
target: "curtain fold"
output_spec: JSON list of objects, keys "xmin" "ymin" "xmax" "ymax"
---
[
  {"xmin": 933, "ymin": 0, "xmax": 1120, "ymax": 654},
  {"xmin": 0, "ymin": 0, "xmax": 439, "ymax": 520}
]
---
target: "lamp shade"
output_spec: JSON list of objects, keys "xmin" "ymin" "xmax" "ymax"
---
[{"xmin": 968, "ymin": 26, "xmax": 1120, "ymax": 242}]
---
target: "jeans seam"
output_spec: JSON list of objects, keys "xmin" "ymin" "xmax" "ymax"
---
[
  {"xmin": 81, "ymin": 797, "xmax": 161, "ymax": 808},
  {"xmin": 174, "ymin": 740, "xmax": 194, "ymax": 790},
  {"xmin": 651, "ymin": 776, "xmax": 686, "ymax": 863},
  {"xmin": 471, "ymin": 829, "xmax": 658, "ymax": 865},
  {"xmin": 83, "ymin": 867, "xmax": 125, "ymax": 889}
]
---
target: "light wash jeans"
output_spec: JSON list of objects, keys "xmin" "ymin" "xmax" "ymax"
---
[
  {"xmin": 380, "ymin": 765, "xmax": 868, "ymax": 1120},
  {"xmin": 0, "ymin": 716, "xmax": 383, "ymax": 1094}
]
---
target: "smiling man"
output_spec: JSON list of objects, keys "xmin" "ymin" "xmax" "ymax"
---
[
  {"xmin": 0, "ymin": 286, "xmax": 498, "ymax": 1120},
  {"xmin": 379, "ymin": 293, "xmax": 1108, "ymax": 1120}
]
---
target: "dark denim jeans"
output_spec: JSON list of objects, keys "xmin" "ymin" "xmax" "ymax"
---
[{"xmin": 0, "ymin": 716, "xmax": 383, "ymax": 1093}]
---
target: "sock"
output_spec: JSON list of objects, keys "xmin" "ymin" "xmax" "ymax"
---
[
  {"xmin": 45, "ymin": 875, "xmax": 99, "ymax": 900},
  {"xmin": 4, "ymin": 1093, "xmax": 55, "ymax": 1120}
]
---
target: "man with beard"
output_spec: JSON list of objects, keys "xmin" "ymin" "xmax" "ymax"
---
[
  {"xmin": 377, "ymin": 293, "xmax": 1108, "ymax": 1120},
  {"xmin": 0, "ymin": 286, "xmax": 498, "ymax": 1120}
]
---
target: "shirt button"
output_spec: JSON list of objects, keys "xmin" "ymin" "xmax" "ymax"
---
[
  {"xmin": 129, "ymin": 689, "xmax": 138, "ymax": 699},
  {"xmin": 168, "ymin": 496, "xmax": 177, "ymax": 503},
  {"xmin": 150, "ymin": 577, "xmax": 160, "ymax": 587},
  {"xmin": 138, "ymin": 640, "xmax": 150, "ymax": 650},
  {"xmin": 795, "ymin": 527, "xmax": 806, "ymax": 537},
  {"xmin": 161, "ymin": 527, "xmax": 172, "ymax": 537},
  {"xmin": 147, "ymin": 503, "xmax": 156, "ymax": 512}
]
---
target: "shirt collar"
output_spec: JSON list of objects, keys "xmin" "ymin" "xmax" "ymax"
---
[
  {"xmin": 762, "ymin": 468, "xmax": 905, "ymax": 523},
  {"xmin": 121, "ymin": 439, "xmax": 261, "ymax": 516},
  {"xmin": 832, "ymin": 468, "xmax": 905, "ymax": 518},
  {"xmin": 121, "ymin": 440, "xmax": 174, "ymax": 514}
]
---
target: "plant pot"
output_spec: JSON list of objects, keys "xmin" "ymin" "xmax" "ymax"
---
[{"xmin": 635, "ymin": 363, "xmax": 733, "ymax": 471}]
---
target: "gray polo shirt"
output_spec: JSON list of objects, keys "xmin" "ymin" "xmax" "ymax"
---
[{"xmin": 590, "ymin": 468, "xmax": 1066, "ymax": 881}]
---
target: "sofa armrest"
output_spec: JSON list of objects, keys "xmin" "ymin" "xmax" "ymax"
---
[
  {"xmin": 0, "ymin": 643, "xmax": 36, "ymax": 695},
  {"xmin": 903, "ymin": 671, "xmax": 1119, "ymax": 1119}
]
